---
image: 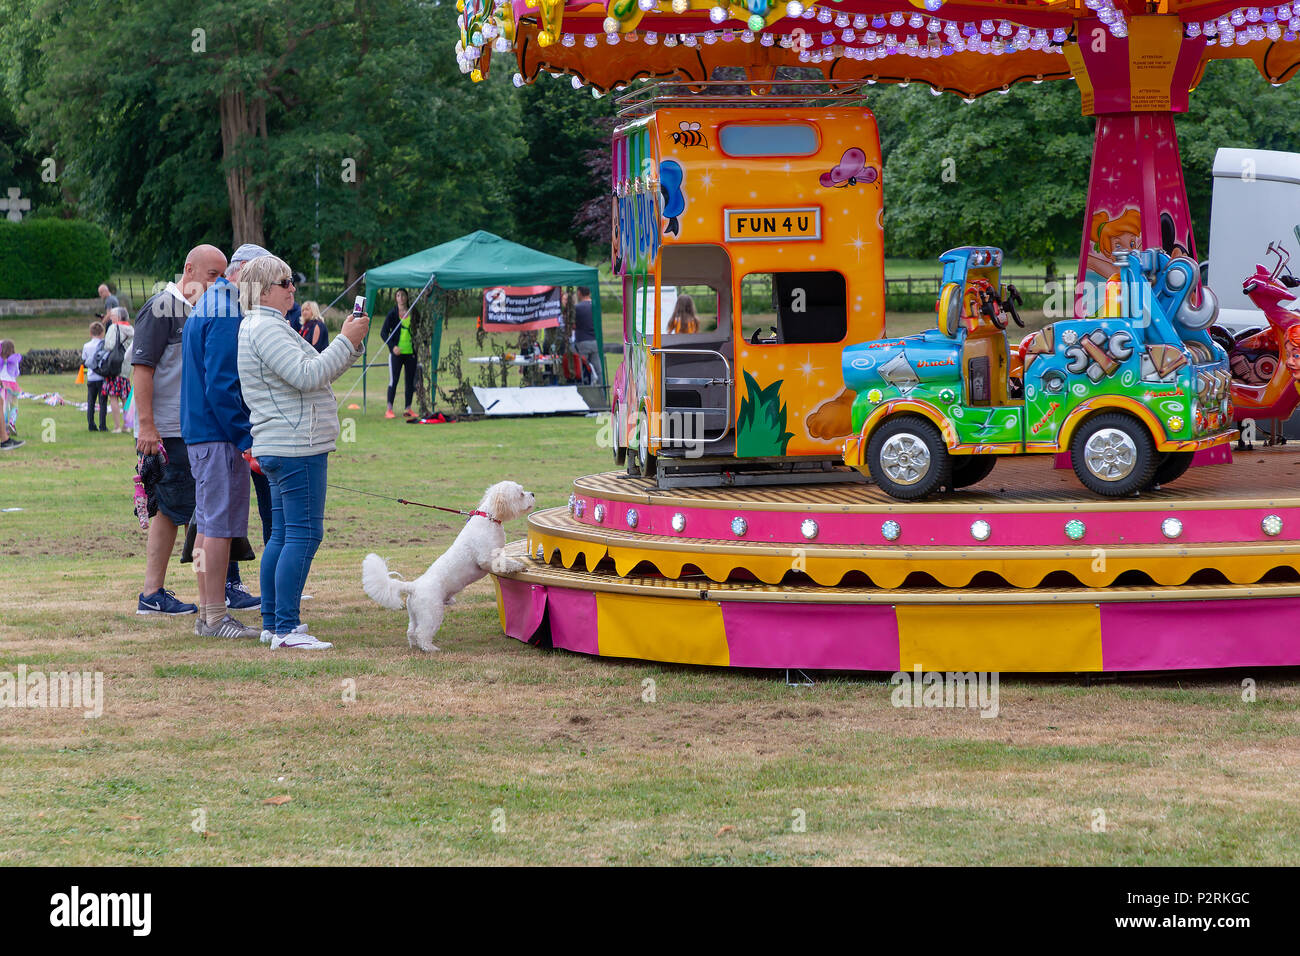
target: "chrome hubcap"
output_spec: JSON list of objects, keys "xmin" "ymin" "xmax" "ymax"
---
[
  {"xmin": 1083, "ymin": 428, "xmax": 1138, "ymax": 481},
  {"xmin": 879, "ymin": 433, "xmax": 932, "ymax": 486}
]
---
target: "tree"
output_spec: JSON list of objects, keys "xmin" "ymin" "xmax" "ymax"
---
[
  {"xmin": 868, "ymin": 81, "xmax": 1092, "ymax": 271},
  {"xmin": 267, "ymin": 0, "xmax": 526, "ymax": 286},
  {"xmin": 1, "ymin": 0, "xmax": 526, "ymax": 277},
  {"xmin": 1178, "ymin": 58, "xmax": 1300, "ymax": 246},
  {"xmin": 510, "ymin": 76, "xmax": 613, "ymax": 261}
]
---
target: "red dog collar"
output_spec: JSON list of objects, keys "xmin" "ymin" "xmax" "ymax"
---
[{"xmin": 467, "ymin": 510, "xmax": 502, "ymax": 524}]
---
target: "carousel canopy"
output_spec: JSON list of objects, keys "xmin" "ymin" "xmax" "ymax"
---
[{"xmin": 455, "ymin": 0, "xmax": 1300, "ymax": 99}]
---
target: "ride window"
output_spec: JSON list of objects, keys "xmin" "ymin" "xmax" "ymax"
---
[
  {"xmin": 719, "ymin": 123, "xmax": 819, "ymax": 158},
  {"xmin": 739, "ymin": 271, "xmax": 847, "ymax": 345},
  {"xmin": 658, "ymin": 244, "xmax": 731, "ymax": 336}
]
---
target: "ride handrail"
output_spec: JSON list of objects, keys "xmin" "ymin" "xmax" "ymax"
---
[
  {"xmin": 649, "ymin": 346, "xmax": 735, "ymax": 446},
  {"xmin": 616, "ymin": 78, "xmax": 871, "ymax": 117}
]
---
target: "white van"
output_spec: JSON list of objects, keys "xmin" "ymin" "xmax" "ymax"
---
[{"xmin": 1208, "ymin": 147, "xmax": 1300, "ymax": 335}]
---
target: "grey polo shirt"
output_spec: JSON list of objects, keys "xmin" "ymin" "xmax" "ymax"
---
[{"xmin": 131, "ymin": 284, "xmax": 191, "ymax": 439}]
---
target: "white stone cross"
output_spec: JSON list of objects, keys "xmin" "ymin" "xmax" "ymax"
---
[{"xmin": 1, "ymin": 187, "xmax": 31, "ymax": 223}]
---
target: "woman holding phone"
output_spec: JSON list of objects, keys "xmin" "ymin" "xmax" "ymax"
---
[{"xmin": 236, "ymin": 255, "xmax": 369, "ymax": 650}]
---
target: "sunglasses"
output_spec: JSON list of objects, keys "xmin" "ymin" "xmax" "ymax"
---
[{"xmin": 270, "ymin": 277, "xmax": 296, "ymax": 289}]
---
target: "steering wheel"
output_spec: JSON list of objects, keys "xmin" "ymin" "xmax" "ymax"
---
[
  {"xmin": 969, "ymin": 280, "xmax": 1006, "ymax": 329},
  {"xmin": 1003, "ymin": 283, "xmax": 1025, "ymax": 328},
  {"xmin": 749, "ymin": 326, "xmax": 777, "ymax": 345},
  {"xmin": 984, "ymin": 294, "xmax": 1008, "ymax": 330}
]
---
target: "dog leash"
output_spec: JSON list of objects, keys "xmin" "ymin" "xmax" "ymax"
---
[{"xmin": 327, "ymin": 483, "xmax": 502, "ymax": 523}]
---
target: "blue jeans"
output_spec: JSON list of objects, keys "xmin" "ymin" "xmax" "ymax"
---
[{"xmin": 257, "ymin": 453, "xmax": 328, "ymax": 635}]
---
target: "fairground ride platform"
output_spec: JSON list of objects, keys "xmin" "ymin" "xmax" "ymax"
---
[{"xmin": 491, "ymin": 449, "xmax": 1300, "ymax": 673}]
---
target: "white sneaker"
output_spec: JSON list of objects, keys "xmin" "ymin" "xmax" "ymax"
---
[
  {"xmin": 262, "ymin": 623, "xmax": 307, "ymax": 645},
  {"xmin": 271, "ymin": 629, "xmax": 332, "ymax": 650}
]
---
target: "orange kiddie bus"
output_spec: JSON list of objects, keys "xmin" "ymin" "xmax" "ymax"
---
[{"xmin": 609, "ymin": 81, "xmax": 885, "ymax": 487}]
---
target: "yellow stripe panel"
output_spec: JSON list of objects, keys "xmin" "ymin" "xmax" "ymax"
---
[
  {"xmin": 494, "ymin": 578, "xmax": 507, "ymax": 634},
  {"xmin": 596, "ymin": 592, "xmax": 729, "ymax": 666},
  {"xmin": 896, "ymin": 603, "xmax": 1103, "ymax": 672},
  {"xmin": 536, "ymin": 528, "xmax": 1300, "ymax": 589}
]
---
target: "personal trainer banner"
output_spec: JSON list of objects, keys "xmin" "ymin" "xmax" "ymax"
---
[{"xmin": 480, "ymin": 285, "xmax": 562, "ymax": 332}]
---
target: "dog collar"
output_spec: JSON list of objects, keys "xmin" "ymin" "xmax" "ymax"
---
[{"xmin": 467, "ymin": 510, "xmax": 502, "ymax": 524}]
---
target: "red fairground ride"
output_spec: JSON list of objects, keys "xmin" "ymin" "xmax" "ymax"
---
[{"xmin": 1211, "ymin": 242, "xmax": 1300, "ymax": 447}]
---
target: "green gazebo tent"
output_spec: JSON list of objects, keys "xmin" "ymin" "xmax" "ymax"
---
[{"xmin": 362, "ymin": 230, "xmax": 605, "ymax": 410}]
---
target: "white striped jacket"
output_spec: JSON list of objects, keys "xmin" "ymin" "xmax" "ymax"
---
[{"xmin": 237, "ymin": 306, "xmax": 362, "ymax": 458}]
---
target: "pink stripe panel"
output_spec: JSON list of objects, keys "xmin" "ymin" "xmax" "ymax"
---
[
  {"xmin": 546, "ymin": 587, "xmax": 600, "ymax": 656},
  {"xmin": 582, "ymin": 495, "xmax": 1294, "ymax": 546},
  {"xmin": 1193, "ymin": 444, "xmax": 1233, "ymax": 466},
  {"xmin": 1100, "ymin": 598, "xmax": 1300, "ymax": 670},
  {"xmin": 721, "ymin": 602, "xmax": 900, "ymax": 671},
  {"xmin": 498, "ymin": 578, "xmax": 547, "ymax": 643}
]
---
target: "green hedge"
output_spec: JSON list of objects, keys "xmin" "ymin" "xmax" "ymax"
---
[
  {"xmin": 21, "ymin": 349, "xmax": 83, "ymax": 374},
  {"xmin": 0, "ymin": 220, "xmax": 113, "ymax": 299}
]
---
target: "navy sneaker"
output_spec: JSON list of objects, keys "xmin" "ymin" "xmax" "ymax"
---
[
  {"xmin": 137, "ymin": 588, "xmax": 198, "ymax": 616},
  {"xmin": 225, "ymin": 581, "xmax": 261, "ymax": 609}
]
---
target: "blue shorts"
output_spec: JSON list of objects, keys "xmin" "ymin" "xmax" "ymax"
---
[{"xmin": 188, "ymin": 441, "xmax": 250, "ymax": 538}]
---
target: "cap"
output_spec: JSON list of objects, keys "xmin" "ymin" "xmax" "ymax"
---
[{"xmin": 228, "ymin": 243, "xmax": 273, "ymax": 273}]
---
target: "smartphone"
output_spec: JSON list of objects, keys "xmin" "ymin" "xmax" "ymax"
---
[{"xmin": 352, "ymin": 294, "xmax": 366, "ymax": 318}]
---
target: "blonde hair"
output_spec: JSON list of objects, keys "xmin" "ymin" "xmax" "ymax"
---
[
  {"xmin": 1091, "ymin": 208, "xmax": 1142, "ymax": 252},
  {"xmin": 667, "ymin": 294, "xmax": 699, "ymax": 334},
  {"xmin": 238, "ymin": 254, "xmax": 292, "ymax": 313},
  {"xmin": 301, "ymin": 301, "xmax": 321, "ymax": 322}
]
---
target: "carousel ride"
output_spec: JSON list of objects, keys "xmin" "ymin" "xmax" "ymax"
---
[{"xmin": 461, "ymin": 0, "xmax": 1300, "ymax": 672}]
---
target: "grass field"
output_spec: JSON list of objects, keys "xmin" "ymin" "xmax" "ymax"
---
[{"xmin": 1, "ymin": 314, "xmax": 1298, "ymax": 865}]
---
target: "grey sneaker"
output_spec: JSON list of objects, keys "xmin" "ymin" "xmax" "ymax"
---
[{"xmin": 200, "ymin": 614, "xmax": 261, "ymax": 639}]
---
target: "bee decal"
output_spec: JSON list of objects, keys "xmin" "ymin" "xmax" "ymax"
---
[{"xmin": 671, "ymin": 121, "xmax": 707, "ymax": 149}]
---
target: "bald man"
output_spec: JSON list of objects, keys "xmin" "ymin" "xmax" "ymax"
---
[{"xmin": 133, "ymin": 244, "xmax": 228, "ymax": 617}]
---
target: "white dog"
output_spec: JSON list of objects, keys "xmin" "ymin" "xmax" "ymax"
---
[{"xmin": 362, "ymin": 481, "xmax": 535, "ymax": 651}]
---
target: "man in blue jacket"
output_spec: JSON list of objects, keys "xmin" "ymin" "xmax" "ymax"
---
[{"xmin": 181, "ymin": 243, "xmax": 271, "ymax": 639}]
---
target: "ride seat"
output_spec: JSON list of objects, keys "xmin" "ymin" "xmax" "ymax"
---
[{"xmin": 961, "ymin": 324, "xmax": 1013, "ymax": 406}]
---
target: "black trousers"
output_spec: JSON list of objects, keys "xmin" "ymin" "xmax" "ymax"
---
[
  {"xmin": 388, "ymin": 352, "xmax": 417, "ymax": 409},
  {"xmin": 86, "ymin": 380, "xmax": 107, "ymax": 430}
]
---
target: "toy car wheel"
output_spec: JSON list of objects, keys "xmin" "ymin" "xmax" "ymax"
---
[
  {"xmin": 948, "ymin": 455, "xmax": 997, "ymax": 489},
  {"xmin": 1146, "ymin": 451, "xmax": 1193, "ymax": 489},
  {"xmin": 867, "ymin": 415, "xmax": 951, "ymax": 500},
  {"xmin": 1070, "ymin": 413, "xmax": 1157, "ymax": 497}
]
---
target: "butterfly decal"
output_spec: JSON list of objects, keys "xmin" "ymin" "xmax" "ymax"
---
[
  {"xmin": 819, "ymin": 147, "xmax": 879, "ymax": 188},
  {"xmin": 660, "ymin": 160, "xmax": 686, "ymax": 238}
]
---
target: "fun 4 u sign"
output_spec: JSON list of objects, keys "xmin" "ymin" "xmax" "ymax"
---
[{"xmin": 725, "ymin": 207, "xmax": 822, "ymax": 242}]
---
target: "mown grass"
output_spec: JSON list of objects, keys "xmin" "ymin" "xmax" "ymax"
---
[{"xmin": 0, "ymin": 314, "xmax": 1298, "ymax": 866}]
